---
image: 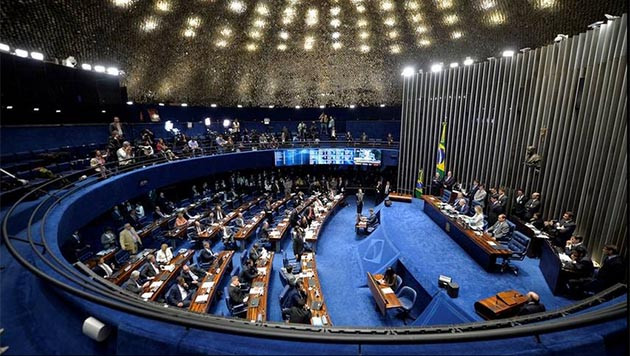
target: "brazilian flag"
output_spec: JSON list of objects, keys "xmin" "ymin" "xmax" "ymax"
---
[
  {"xmin": 436, "ymin": 122, "xmax": 447, "ymax": 179},
  {"xmin": 415, "ymin": 169, "xmax": 424, "ymax": 198}
]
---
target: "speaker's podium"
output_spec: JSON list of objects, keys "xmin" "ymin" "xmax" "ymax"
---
[
  {"xmin": 388, "ymin": 192, "xmax": 412, "ymax": 203},
  {"xmin": 474, "ymin": 290, "xmax": 528, "ymax": 320}
]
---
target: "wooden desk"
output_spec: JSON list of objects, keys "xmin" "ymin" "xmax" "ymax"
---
[
  {"xmin": 538, "ymin": 240, "xmax": 583, "ymax": 295},
  {"xmin": 304, "ymin": 194, "xmax": 344, "ymax": 252},
  {"xmin": 474, "ymin": 290, "xmax": 528, "ymax": 319},
  {"xmin": 389, "ymin": 192, "xmax": 412, "ymax": 203},
  {"xmin": 141, "ymin": 249, "xmax": 194, "ymax": 301},
  {"xmin": 197, "ymin": 195, "xmax": 266, "ymax": 241},
  {"xmin": 85, "ymin": 247, "xmax": 118, "ymax": 268},
  {"xmin": 299, "ymin": 253, "xmax": 332, "ymax": 326},
  {"xmin": 246, "ymin": 252, "xmax": 275, "ymax": 322},
  {"xmin": 235, "ymin": 196, "xmax": 290, "ymax": 250},
  {"xmin": 188, "ymin": 251, "xmax": 234, "ymax": 314},
  {"xmin": 138, "ymin": 216, "xmax": 171, "ymax": 239},
  {"xmin": 367, "ymin": 272, "xmax": 401, "ymax": 316},
  {"xmin": 422, "ymin": 195, "xmax": 512, "ymax": 271},
  {"xmin": 355, "ymin": 217, "xmax": 368, "ymax": 234},
  {"xmin": 110, "ymin": 249, "xmax": 155, "ymax": 285}
]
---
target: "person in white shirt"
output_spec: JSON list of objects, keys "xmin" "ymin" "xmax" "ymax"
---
[
  {"xmin": 117, "ymin": 141, "xmax": 134, "ymax": 166},
  {"xmin": 188, "ymin": 138, "xmax": 202, "ymax": 156},
  {"xmin": 135, "ymin": 204, "xmax": 145, "ymax": 219},
  {"xmin": 94, "ymin": 257, "xmax": 114, "ymax": 278},
  {"xmin": 234, "ymin": 213, "xmax": 245, "ymax": 228},
  {"xmin": 473, "ymin": 185, "xmax": 487, "ymax": 207},
  {"xmin": 222, "ymin": 225, "xmax": 235, "ymax": 246},
  {"xmin": 464, "ymin": 205, "xmax": 485, "ymax": 229},
  {"xmin": 156, "ymin": 243, "xmax": 173, "ymax": 264}
]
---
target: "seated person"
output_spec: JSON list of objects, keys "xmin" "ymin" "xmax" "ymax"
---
[
  {"xmin": 239, "ymin": 258, "xmax": 260, "ymax": 287},
  {"xmin": 222, "ymin": 225, "xmax": 236, "ymax": 247},
  {"xmin": 194, "ymin": 220, "xmax": 211, "ymax": 238},
  {"xmin": 379, "ymin": 267, "xmax": 399, "ymax": 290},
  {"xmin": 153, "ymin": 206, "xmax": 168, "ymax": 220},
  {"xmin": 234, "ymin": 213, "xmax": 245, "ymax": 228},
  {"xmin": 198, "ymin": 241, "xmax": 217, "ymax": 266},
  {"xmin": 258, "ymin": 222, "xmax": 272, "ymax": 249},
  {"xmin": 453, "ymin": 192, "xmax": 466, "ymax": 208},
  {"xmin": 463, "ymin": 206, "xmax": 485, "ymax": 229},
  {"xmin": 517, "ymin": 291, "xmax": 546, "ymax": 316},
  {"xmin": 174, "ymin": 212, "xmax": 188, "ymax": 228},
  {"xmin": 122, "ymin": 270, "xmax": 149, "ymax": 295},
  {"xmin": 486, "ymin": 214, "xmax": 511, "ymax": 242},
  {"xmin": 93, "ymin": 257, "xmax": 115, "ymax": 278},
  {"xmin": 166, "ymin": 277, "xmax": 192, "ymax": 308},
  {"xmin": 579, "ymin": 244, "xmax": 624, "ymax": 294},
  {"xmin": 180, "ymin": 264, "xmax": 207, "ymax": 289},
  {"xmin": 283, "ymin": 298, "xmax": 312, "ymax": 324},
  {"xmin": 564, "ymin": 235, "xmax": 584, "ymax": 255},
  {"xmin": 214, "ymin": 204, "xmax": 225, "ymax": 221},
  {"xmin": 280, "ymin": 265, "xmax": 298, "ymax": 287},
  {"xmin": 156, "ymin": 243, "xmax": 174, "ymax": 265},
  {"xmin": 528, "ymin": 212, "xmax": 544, "ymax": 230},
  {"xmin": 366, "ymin": 208, "xmax": 379, "ymax": 230},
  {"xmin": 455, "ymin": 199, "xmax": 469, "ymax": 215},
  {"xmin": 248, "ymin": 243, "xmax": 263, "ymax": 263},
  {"xmin": 228, "ymin": 276, "xmax": 249, "ymax": 306},
  {"xmin": 140, "ymin": 254, "xmax": 160, "ymax": 281},
  {"xmin": 545, "ymin": 211, "xmax": 576, "ymax": 247},
  {"xmin": 563, "ymin": 246, "xmax": 594, "ymax": 278}
]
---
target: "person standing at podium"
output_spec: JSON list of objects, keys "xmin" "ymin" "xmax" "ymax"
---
[{"xmin": 356, "ymin": 188, "xmax": 365, "ymax": 215}]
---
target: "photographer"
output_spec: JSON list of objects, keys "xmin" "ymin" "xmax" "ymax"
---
[{"xmin": 117, "ymin": 141, "xmax": 135, "ymax": 167}]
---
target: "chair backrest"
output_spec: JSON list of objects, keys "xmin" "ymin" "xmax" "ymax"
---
[
  {"xmin": 278, "ymin": 270, "xmax": 288, "ymax": 287},
  {"xmin": 240, "ymin": 251, "xmax": 248, "ymax": 267},
  {"xmin": 279, "ymin": 284, "xmax": 291, "ymax": 305},
  {"xmin": 441, "ymin": 189, "xmax": 452, "ymax": 203},
  {"xmin": 231, "ymin": 265, "xmax": 240, "ymax": 278},
  {"xmin": 507, "ymin": 220, "xmax": 516, "ymax": 238},
  {"xmin": 397, "ymin": 286, "xmax": 418, "ymax": 308},
  {"xmin": 114, "ymin": 249, "xmax": 130, "ymax": 265},
  {"xmin": 224, "ymin": 286, "xmax": 234, "ymax": 312},
  {"xmin": 395, "ymin": 275, "xmax": 403, "ymax": 292},
  {"xmin": 508, "ymin": 231, "xmax": 530, "ymax": 257}
]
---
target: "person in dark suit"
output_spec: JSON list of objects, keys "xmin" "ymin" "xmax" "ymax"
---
[
  {"xmin": 283, "ymin": 298, "xmax": 312, "ymax": 324},
  {"xmin": 258, "ymin": 222, "xmax": 271, "ymax": 249},
  {"xmin": 93, "ymin": 257, "xmax": 115, "ymax": 278},
  {"xmin": 466, "ymin": 179, "xmax": 480, "ymax": 201},
  {"xmin": 289, "ymin": 209, "xmax": 300, "ymax": 228},
  {"xmin": 564, "ymin": 235, "xmax": 585, "ymax": 255},
  {"xmin": 292, "ymin": 226, "xmax": 305, "ymax": 261},
  {"xmin": 198, "ymin": 241, "xmax": 217, "ymax": 266},
  {"xmin": 228, "ymin": 276, "xmax": 248, "ymax": 306},
  {"xmin": 239, "ymin": 258, "xmax": 259, "ymax": 286},
  {"xmin": 511, "ymin": 189, "xmax": 527, "ymax": 219},
  {"xmin": 166, "ymin": 277, "xmax": 192, "ymax": 308},
  {"xmin": 529, "ymin": 212, "xmax": 544, "ymax": 230},
  {"xmin": 431, "ymin": 173, "xmax": 442, "ymax": 196},
  {"xmin": 442, "ymin": 171, "xmax": 455, "ymax": 191},
  {"xmin": 140, "ymin": 254, "xmax": 160, "ymax": 281},
  {"xmin": 523, "ymin": 192, "xmax": 541, "ymax": 220},
  {"xmin": 180, "ymin": 264, "xmax": 206, "ymax": 288},
  {"xmin": 455, "ymin": 199, "xmax": 469, "ymax": 215},
  {"xmin": 248, "ymin": 243, "xmax": 262, "ymax": 263},
  {"xmin": 545, "ymin": 211, "xmax": 577, "ymax": 247},
  {"xmin": 517, "ymin": 292, "xmax": 546, "ymax": 315},
  {"xmin": 496, "ymin": 187, "xmax": 508, "ymax": 209},
  {"xmin": 375, "ymin": 180, "xmax": 383, "ymax": 205},
  {"xmin": 356, "ymin": 189, "xmax": 364, "ymax": 215},
  {"xmin": 487, "ymin": 196, "xmax": 504, "ymax": 227},
  {"xmin": 367, "ymin": 208, "xmax": 379, "ymax": 230},
  {"xmin": 584, "ymin": 245, "xmax": 625, "ymax": 293},
  {"xmin": 122, "ymin": 270, "xmax": 148, "ymax": 295}
]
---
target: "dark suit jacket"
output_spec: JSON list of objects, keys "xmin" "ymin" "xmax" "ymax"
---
[
  {"xmin": 287, "ymin": 306, "xmax": 312, "ymax": 324},
  {"xmin": 259, "ymin": 228, "xmax": 270, "ymax": 242},
  {"xmin": 228, "ymin": 284, "xmax": 246, "ymax": 305},
  {"xmin": 239, "ymin": 265, "xmax": 258, "ymax": 284},
  {"xmin": 487, "ymin": 202, "xmax": 504, "ymax": 226},
  {"xmin": 180, "ymin": 266, "xmax": 205, "ymax": 285},
  {"xmin": 443, "ymin": 176, "xmax": 455, "ymax": 189},
  {"xmin": 122, "ymin": 279, "xmax": 142, "ymax": 294},
  {"xmin": 292, "ymin": 232, "xmax": 304, "ymax": 256},
  {"xmin": 140, "ymin": 262, "xmax": 160, "ymax": 280},
  {"xmin": 597, "ymin": 255, "xmax": 624, "ymax": 288},
  {"xmin": 199, "ymin": 248, "xmax": 216, "ymax": 265},
  {"xmin": 166, "ymin": 284, "xmax": 189, "ymax": 306},
  {"xmin": 517, "ymin": 302, "xmax": 546, "ymax": 316},
  {"xmin": 93, "ymin": 264, "xmax": 114, "ymax": 278},
  {"xmin": 523, "ymin": 199, "xmax": 541, "ymax": 219}
]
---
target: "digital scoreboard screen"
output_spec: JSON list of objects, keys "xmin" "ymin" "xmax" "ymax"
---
[{"xmin": 274, "ymin": 148, "xmax": 381, "ymax": 167}]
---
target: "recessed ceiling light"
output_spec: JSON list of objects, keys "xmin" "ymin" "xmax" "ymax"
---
[
  {"xmin": 30, "ymin": 52, "xmax": 44, "ymax": 61},
  {"xmin": 463, "ymin": 57, "xmax": 474, "ymax": 65},
  {"xmin": 450, "ymin": 62, "xmax": 459, "ymax": 68},
  {"xmin": 33, "ymin": 107, "xmax": 40, "ymax": 112},
  {"xmin": 349, "ymin": 104, "xmax": 356, "ymax": 109},
  {"xmin": 228, "ymin": 0, "xmax": 246, "ymax": 13},
  {"xmin": 6, "ymin": 106, "xmax": 13, "ymax": 109},
  {"xmin": 502, "ymin": 50, "xmax": 515, "ymax": 57},
  {"xmin": 101, "ymin": 110, "xmax": 107, "ymax": 113},
  {"xmin": 158, "ymin": 102, "xmax": 165, "ymax": 106},
  {"xmin": 156, "ymin": 1, "xmax": 170, "ymax": 12},
  {"xmin": 126, "ymin": 101, "xmax": 133, "ymax": 105},
  {"xmin": 401, "ymin": 67, "xmax": 415, "ymax": 77},
  {"xmin": 319, "ymin": 105, "xmax": 325, "ymax": 109},
  {"xmin": 0, "ymin": 43, "xmax": 9, "ymax": 52},
  {"xmin": 237, "ymin": 104, "xmax": 243, "ymax": 108},
  {"xmin": 15, "ymin": 49, "xmax": 28, "ymax": 58},
  {"xmin": 277, "ymin": 43, "xmax": 288, "ymax": 51},
  {"xmin": 56, "ymin": 109, "xmax": 61, "ymax": 113},
  {"xmin": 295, "ymin": 105, "xmax": 301, "ymax": 109},
  {"xmin": 332, "ymin": 42, "xmax": 342, "ymax": 50},
  {"xmin": 181, "ymin": 103, "xmax": 188, "ymax": 107},
  {"xmin": 268, "ymin": 105, "xmax": 275, "ymax": 108},
  {"xmin": 380, "ymin": 104, "xmax": 386, "ymax": 107},
  {"xmin": 94, "ymin": 65, "xmax": 106, "ymax": 72},
  {"xmin": 211, "ymin": 103, "xmax": 217, "ymax": 107},
  {"xmin": 431, "ymin": 63, "xmax": 443, "ymax": 72}
]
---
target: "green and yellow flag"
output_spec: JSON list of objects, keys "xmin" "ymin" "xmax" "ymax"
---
[
  {"xmin": 415, "ymin": 169, "xmax": 424, "ymax": 198},
  {"xmin": 436, "ymin": 121, "xmax": 447, "ymax": 178}
]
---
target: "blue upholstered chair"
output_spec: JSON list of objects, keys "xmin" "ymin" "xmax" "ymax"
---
[
  {"xmin": 499, "ymin": 231, "xmax": 531, "ymax": 275},
  {"xmin": 395, "ymin": 275, "xmax": 403, "ymax": 293},
  {"xmin": 396, "ymin": 286, "xmax": 417, "ymax": 324},
  {"xmin": 281, "ymin": 249, "xmax": 301, "ymax": 273},
  {"xmin": 224, "ymin": 286, "xmax": 247, "ymax": 317},
  {"xmin": 441, "ymin": 189, "xmax": 452, "ymax": 203}
]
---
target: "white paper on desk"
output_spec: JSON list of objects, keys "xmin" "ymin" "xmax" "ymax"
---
[
  {"xmin": 249, "ymin": 287, "xmax": 264, "ymax": 295},
  {"xmin": 141, "ymin": 292, "xmax": 154, "ymax": 300},
  {"xmin": 487, "ymin": 241, "xmax": 497, "ymax": 246},
  {"xmin": 257, "ymin": 267, "xmax": 267, "ymax": 275},
  {"xmin": 382, "ymin": 287, "xmax": 395, "ymax": 294},
  {"xmin": 311, "ymin": 317, "xmax": 323, "ymax": 326},
  {"xmin": 559, "ymin": 253, "xmax": 572, "ymax": 263},
  {"xmin": 195, "ymin": 294, "xmax": 209, "ymax": 303},
  {"xmin": 201, "ymin": 281, "xmax": 214, "ymax": 289},
  {"xmin": 150, "ymin": 281, "xmax": 163, "ymax": 289}
]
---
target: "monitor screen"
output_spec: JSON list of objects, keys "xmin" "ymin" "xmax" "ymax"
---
[
  {"xmin": 275, "ymin": 148, "xmax": 381, "ymax": 166},
  {"xmin": 354, "ymin": 149, "xmax": 382, "ymax": 166}
]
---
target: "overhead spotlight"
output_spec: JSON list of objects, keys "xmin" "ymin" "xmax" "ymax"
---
[
  {"xmin": 94, "ymin": 65, "xmax": 106, "ymax": 72},
  {"xmin": 319, "ymin": 105, "xmax": 325, "ymax": 109},
  {"xmin": 604, "ymin": 14, "xmax": 619, "ymax": 20},
  {"xmin": 450, "ymin": 62, "xmax": 459, "ymax": 68},
  {"xmin": 430, "ymin": 63, "xmax": 443, "ymax": 73},
  {"xmin": 204, "ymin": 117, "xmax": 211, "ymax": 126},
  {"xmin": 101, "ymin": 110, "xmax": 107, "ymax": 113},
  {"xmin": 349, "ymin": 104, "xmax": 356, "ymax": 109},
  {"xmin": 56, "ymin": 109, "xmax": 61, "ymax": 113},
  {"xmin": 158, "ymin": 102, "xmax": 165, "ymax": 106},
  {"xmin": 15, "ymin": 49, "xmax": 28, "ymax": 58},
  {"xmin": 401, "ymin": 66, "xmax": 415, "ymax": 77},
  {"xmin": 463, "ymin": 57, "xmax": 474, "ymax": 66},
  {"xmin": 81, "ymin": 63, "xmax": 92, "ymax": 70},
  {"xmin": 181, "ymin": 103, "xmax": 188, "ymax": 107},
  {"xmin": 223, "ymin": 119, "xmax": 231, "ymax": 128},
  {"xmin": 268, "ymin": 105, "xmax": 275, "ymax": 108},
  {"xmin": 210, "ymin": 103, "xmax": 217, "ymax": 108},
  {"xmin": 553, "ymin": 34, "xmax": 568, "ymax": 42},
  {"xmin": 0, "ymin": 43, "xmax": 9, "ymax": 52},
  {"xmin": 502, "ymin": 50, "xmax": 515, "ymax": 57},
  {"xmin": 126, "ymin": 101, "xmax": 133, "ymax": 105},
  {"xmin": 295, "ymin": 105, "xmax": 301, "ymax": 109},
  {"xmin": 6, "ymin": 106, "xmax": 13, "ymax": 109},
  {"xmin": 380, "ymin": 104, "xmax": 386, "ymax": 108},
  {"xmin": 30, "ymin": 52, "xmax": 44, "ymax": 61},
  {"xmin": 237, "ymin": 104, "xmax": 243, "ymax": 108},
  {"xmin": 588, "ymin": 21, "xmax": 604, "ymax": 29},
  {"xmin": 33, "ymin": 107, "xmax": 40, "ymax": 112},
  {"xmin": 106, "ymin": 67, "xmax": 119, "ymax": 76},
  {"xmin": 164, "ymin": 120, "xmax": 174, "ymax": 132}
]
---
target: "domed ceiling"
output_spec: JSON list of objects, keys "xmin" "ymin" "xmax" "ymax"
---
[{"xmin": 0, "ymin": 0, "xmax": 625, "ymax": 107}]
